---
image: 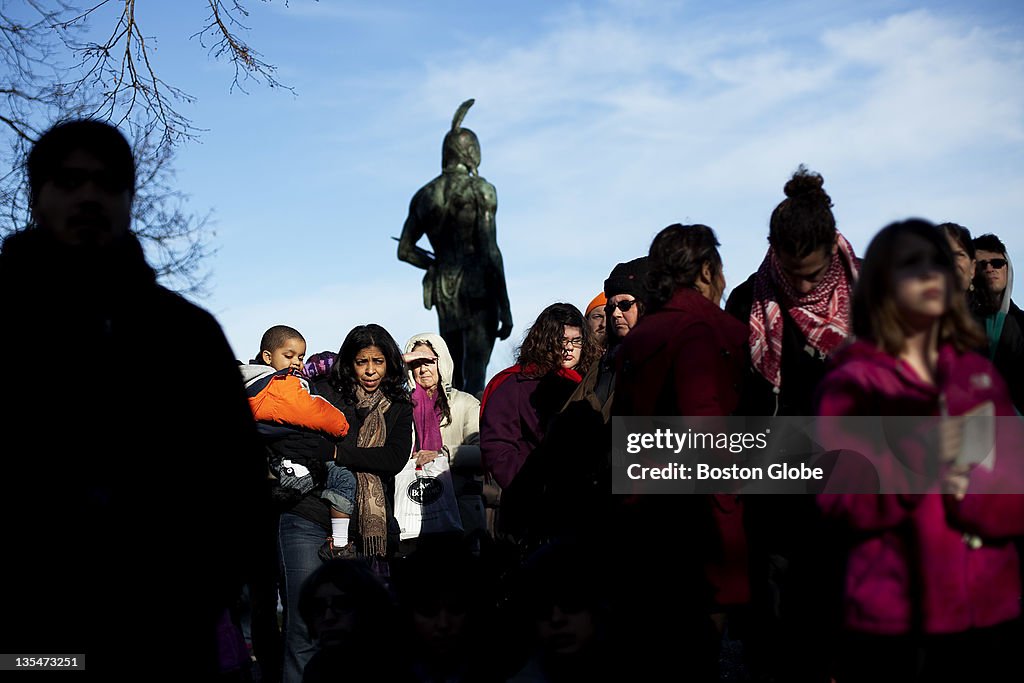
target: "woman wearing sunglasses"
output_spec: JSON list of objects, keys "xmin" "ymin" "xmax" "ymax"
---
[{"xmin": 971, "ymin": 233, "xmax": 1024, "ymax": 414}]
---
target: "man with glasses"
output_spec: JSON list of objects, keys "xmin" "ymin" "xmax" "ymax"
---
[
  {"xmin": 604, "ymin": 257, "xmax": 649, "ymax": 342},
  {"xmin": 972, "ymin": 233, "xmax": 1024, "ymax": 413}
]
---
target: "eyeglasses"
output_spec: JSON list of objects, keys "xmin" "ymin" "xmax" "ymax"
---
[
  {"xmin": 560, "ymin": 337, "xmax": 584, "ymax": 349},
  {"xmin": 604, "ymin": 299, "xmax": 638, "ymax": 314},
  {"xmin": 978, "ymin": 258, "xmax": 1007, "ymax": 270}
]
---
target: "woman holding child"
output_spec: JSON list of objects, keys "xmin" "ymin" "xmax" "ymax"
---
[
  {"xmin": 312, "ymin": 323, "xmax": 414, "ymax": 560},
  {"xmin": 267, "ymin": 323, "xmax": 411, "ymax": 683}
]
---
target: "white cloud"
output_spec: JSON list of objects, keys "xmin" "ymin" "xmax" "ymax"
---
[
  {"xmin": 398, "ymin": 5, "xmax": 1024, "ymax": 270},
  {"xmin": 200, "ymin": 2, "xmax": 1024, "ymax": 386}
]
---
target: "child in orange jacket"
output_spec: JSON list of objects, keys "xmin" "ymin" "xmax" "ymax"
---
[{"xmin": 241, "ymin": 325, "xmax": 356, "ymax": 558}]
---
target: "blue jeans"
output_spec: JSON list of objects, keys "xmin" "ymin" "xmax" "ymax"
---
[
  {"xmin": 322, "ymin": 462, "xmax": 356, "ymax": 515},
  {"xmin": 277, "ymin": 512, "xmax": 327, "ymax": 683}
]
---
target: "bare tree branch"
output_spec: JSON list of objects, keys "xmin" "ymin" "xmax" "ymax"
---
[
  {"xmin": 193, "ymin": 0, "xmax": 295, "ymax": 95},
  {"xmin": 0, "ymin": 1, "xmax": 297, "ymax": 293}
]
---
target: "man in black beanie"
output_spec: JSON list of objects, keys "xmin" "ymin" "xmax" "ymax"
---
[
  {"xmin": 603, "ymin": 256, "xmax": 649, "ymax": 342},
  {"xmin": 559, "ymin": 255, "xmax": 649, "ymax": 417},
  {"xmin": 496, "ymin": 257, "xmax": 651, "ymax": 547}
]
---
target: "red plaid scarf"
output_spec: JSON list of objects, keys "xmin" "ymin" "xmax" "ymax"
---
[{"xmin": 748, "ymin": 233, "xmax": 859, "ymax": 390}]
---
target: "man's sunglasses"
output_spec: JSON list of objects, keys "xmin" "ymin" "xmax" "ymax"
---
[
  {"xmin": 978, "ymin": 258, "xmax": 1008, "ymax": 270},
  {"xmin": 605, "ymin": 299, "xmax": 638, "ymax": 313}
]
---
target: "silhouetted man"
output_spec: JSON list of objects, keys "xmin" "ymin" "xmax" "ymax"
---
[{"xmin": 0, "ymin": 119, "xmax": 269, "ymax": 677}]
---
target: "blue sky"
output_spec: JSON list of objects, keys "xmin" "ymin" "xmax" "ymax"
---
[{"xmin": 102, "ymin": 0, "xmax": 1024, "ymax": 373}]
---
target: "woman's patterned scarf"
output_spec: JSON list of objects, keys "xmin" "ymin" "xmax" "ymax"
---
[{"xmin": 354, "ymin": 386, "xmax": 391, "ymax": 557}]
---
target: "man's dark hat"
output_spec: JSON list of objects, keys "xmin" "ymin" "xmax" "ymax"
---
[{"xmin": 603, "ymin": 256, "xmax": 650, "ymax": 300}]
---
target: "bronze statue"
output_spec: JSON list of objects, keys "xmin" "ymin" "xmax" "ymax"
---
[{"xmin": 398, "ymin": 99, "xmax": 513, "ymax": 396}]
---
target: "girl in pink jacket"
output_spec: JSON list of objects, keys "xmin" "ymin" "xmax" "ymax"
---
[{"xmin": 815, "ymin": 219, "xmax": 1024, "ymax": 682}]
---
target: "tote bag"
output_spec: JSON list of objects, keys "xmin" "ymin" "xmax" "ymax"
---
[{"xmin": 394, "ymin": 456, "xmax": 464, "ymax": 540}]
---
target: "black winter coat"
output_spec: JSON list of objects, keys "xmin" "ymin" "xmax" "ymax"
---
[
  {"xmin": 725, "ymin": 274, "xmax": 832, "ymax": 417},
  {"xmin": 0, "ymin": 229, "xmax": 270, "ymax": 677}
]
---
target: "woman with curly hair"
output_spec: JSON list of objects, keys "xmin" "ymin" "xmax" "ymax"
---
[{"xmin": 479, "ymin": 303, "xmax": 599, "ymax": 490}]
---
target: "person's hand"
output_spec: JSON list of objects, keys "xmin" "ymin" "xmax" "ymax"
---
[
  {"xmin": 414, "ymin": 449, "xmax": 441, "ymax": 466},
  {"xmin": 937, "ymin": 414, "xmax": 964, "ymax": 465},
  {"xmin": 942, "ymin": 462, "xmax": 971, "ymax": 501},
  {"xmin": 497, "ymin": 313, "xmax": 513, "ymax": 341}
]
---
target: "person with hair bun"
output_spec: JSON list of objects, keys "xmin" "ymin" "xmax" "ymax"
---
[
  {"xmin": 727, "ymin": 165, "xmax": 860, "ymax": 417},
  {"xmin": 725, "ymin": 166, "xmax": 860, "ymax": 682}
]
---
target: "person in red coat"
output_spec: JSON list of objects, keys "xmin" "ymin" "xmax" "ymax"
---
[
  {"xmin": 614, "ymin": 223, "xmax": 751, "ymax": 679},
  {"xmin": 614, "ymin": 223, "xmax": 747, "ymax": 416},
  {"xmin": 816, "ymin": 219, "xmax": 1024, "ymax": 682}
]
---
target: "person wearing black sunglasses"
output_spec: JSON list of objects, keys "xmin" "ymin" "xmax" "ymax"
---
[
  {"xmin": 971, "ymin": 233, "xmax": 1024, "ymax": 414},
  {"xmin": 562, "ymin": 256, "xmax": 650, "ymax": 419},
  {"xmin": 603, "ymin": 257, "xmax": 649, "ymax": 341}
]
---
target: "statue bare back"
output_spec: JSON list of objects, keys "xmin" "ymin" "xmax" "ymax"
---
[{"xmin": 398, "ymin": 99, "xmax": 513, "ymax": 396}]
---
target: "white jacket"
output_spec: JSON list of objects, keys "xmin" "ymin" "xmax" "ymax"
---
[{"xmin": 404, "ymin": 332, "xmax": 486, "ymax": 535}]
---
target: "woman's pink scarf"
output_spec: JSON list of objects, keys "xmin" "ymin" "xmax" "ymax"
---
[{"xmin": 412, "ymin": 383, "xmax": 444, "ymax": 452}]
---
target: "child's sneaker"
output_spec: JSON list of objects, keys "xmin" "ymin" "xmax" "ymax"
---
[{"xmin": 318, "ymin": 537, "xmax": 357, "ymax": 562}]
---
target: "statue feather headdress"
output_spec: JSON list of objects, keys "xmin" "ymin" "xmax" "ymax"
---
[{"xmin": 451, "ymin": 99, "xmax": 475, "ymax": 132}]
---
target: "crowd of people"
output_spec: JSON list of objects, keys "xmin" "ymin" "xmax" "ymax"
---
[{"xmin": 2, "ymin": 120, "xmax": 1022, "ymax": 683}]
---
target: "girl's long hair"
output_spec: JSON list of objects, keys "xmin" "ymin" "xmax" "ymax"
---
[{"xmin": 853, "ymin": 219, "xmax": 985, "ymax": 354}]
